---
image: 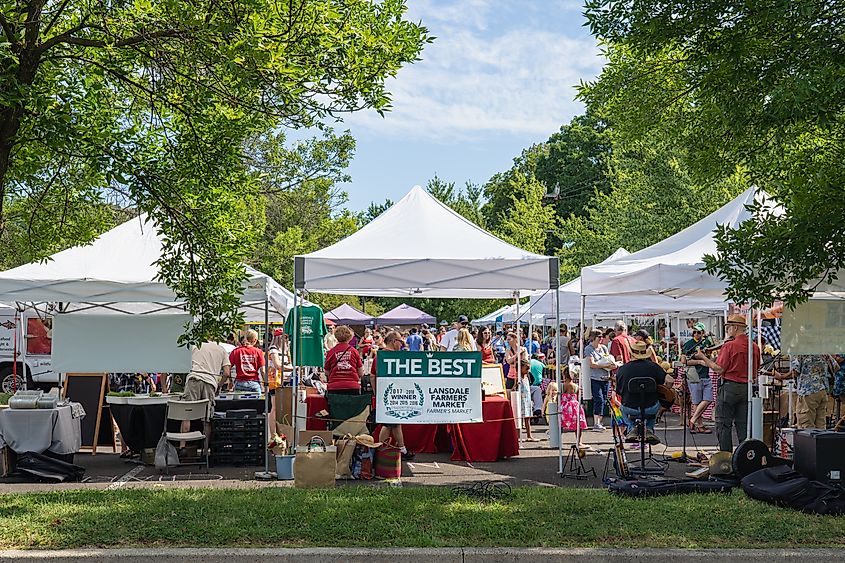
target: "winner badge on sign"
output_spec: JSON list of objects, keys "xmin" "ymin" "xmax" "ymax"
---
[{"xmin": 376, "ymin": 351, "xmax": 483, "ymax": 424}]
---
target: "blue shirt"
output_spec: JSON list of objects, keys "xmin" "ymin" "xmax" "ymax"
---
[
  {"xmin": 491, "ymin": 336, "xmax": 506, "ymax": 353},
  {"xmin": 524, "ymin": 339, "xmax": 540, "ymax": 355},
  {"xmin": 406, "ymin": 333, "xmax": 423, "ymax": 352}
]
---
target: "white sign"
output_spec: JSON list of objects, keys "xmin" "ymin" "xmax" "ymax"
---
[{"xmin": 376, "ymin": 351, "xmax": 483, "ymax": 424}]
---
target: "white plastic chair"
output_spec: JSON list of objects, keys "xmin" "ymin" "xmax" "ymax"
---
[{"xmin": 163, "ymin": 399, "xmax": 210, "ymax": 472}]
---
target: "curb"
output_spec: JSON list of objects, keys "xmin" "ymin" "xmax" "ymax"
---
[{"xmin": 1, "ymin": 548, "xmax": 844, "ymax": 562}]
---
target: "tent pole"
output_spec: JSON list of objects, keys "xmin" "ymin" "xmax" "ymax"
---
[
  {"xmin": 576, "ymin": 294, "xmax": 585, "ymax": 451},
  {"xmin": 664, "ymin": 313, "xmax": 671, "ymax": 361},
  {"xmin": 514, "ymin": 291, "xmax": 521, "ymax": 434},
  {"xmin": 747, "ymin": 303, "xmax": 753, "ymax": 440},
  {"xmin": 291, "ymin": 289, "xmax": 299, "ymax": 450},
  {"xmin": 256, "ymin": 290, "xmax": 275, "ymax": 479},
  {"xmin": 553, "ymin": 287, "xmax": 562, "ymax": 469}
]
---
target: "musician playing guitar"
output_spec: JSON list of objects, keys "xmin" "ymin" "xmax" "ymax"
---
[
  {"xmin": 616, "ymin": 340, "xmax": 676, "ymax": 445},
  {"xmin": 682, "ymin": 322, "xmax": 714, "ymax": 434}
]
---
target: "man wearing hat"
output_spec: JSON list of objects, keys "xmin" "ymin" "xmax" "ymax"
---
[
  {"xmin": 682, "ymin": 322, "xmax": 714, "ymax": 433},
  {"xmin": 694, "ymin": 314, "xmax": 761, "ymax": 452},
  {"xmin": 615, "ymin": 340, "xmax": 674, "ymax": 444},
  {"xmin": 439, "ymin": 316, "xmax": 475, "ymax": 351}
]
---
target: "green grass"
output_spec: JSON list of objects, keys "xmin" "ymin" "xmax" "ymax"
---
[{"xmin": 0, "ymin": 487, "xmax": 842, "ymax": 549}]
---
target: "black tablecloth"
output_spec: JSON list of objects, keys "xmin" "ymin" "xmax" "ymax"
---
[{"xmin": 111, "ymin": 399, "xmax": 265, "ymax": 453}]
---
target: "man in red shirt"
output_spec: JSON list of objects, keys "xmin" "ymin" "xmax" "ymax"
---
[
  {"xmin": 609, "ymin": 320, "xmax": 635, "ymax": 371},
  {"xmin": 695, "ymin": 314, "xmax": 761, "ymax": 452},
  {"xmin": 228, "ymin": 329, "xmax": 265, "ymax": 393}
]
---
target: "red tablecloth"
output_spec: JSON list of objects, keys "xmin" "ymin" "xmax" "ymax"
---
[
  {"xmin": 306, "ymin": 394, "xmax": 519, "ymax": 462},
  {"xmin": 448, "ymin": 395, "xmax": 519, "ymax": 462},
  {"xmin": 305, "ymin": 395, "xmax": 329, "ymax": 430}
]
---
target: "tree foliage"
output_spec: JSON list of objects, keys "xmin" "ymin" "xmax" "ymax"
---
[
  {"xmin": 0, "ymin": 0, "xmax": 430, "ymax": 344},
  {"xmin": 426, "ymin": 175, "xmax": 486, "ymax": 229},
  {"xmin": 583, "ymin": 0, "xmax": 845, "ymax": 306}
]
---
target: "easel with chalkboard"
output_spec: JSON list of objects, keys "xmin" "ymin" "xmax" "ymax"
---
[{"xmin": 62, "ymin": 373, "xmax": 116, "ymax": 455}]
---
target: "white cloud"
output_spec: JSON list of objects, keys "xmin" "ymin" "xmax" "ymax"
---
[{"xmin": 344, "ymin": 1, "xmax": 604, "ymax": 141}]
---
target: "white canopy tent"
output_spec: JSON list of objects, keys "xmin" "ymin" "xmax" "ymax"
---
[
  {"xmin": 531, "ymin": 248, "xmax": 727, "ymax": 318},
  {"xmin": 295, "ymin": 186, "xmax": 556, "ymax": 298},
  {"xmin": 581, "ymin": 186, "xmax": 781, "ymax": 298},
  {"xmin": 579, "ymin": 187, "xmax": 782, "ymax": 446},
  {"xmin": 0, "ymin": 215, "xmax": 291, "ymax": 320},
  {"xmin": 294, "ymin": 185, "xmax": 565, "ymax": 465}
]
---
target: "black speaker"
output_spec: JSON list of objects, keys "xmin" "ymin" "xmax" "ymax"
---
[{"xmin": 794, "ymin": 430, "xmax": 845, "ymax": 485}]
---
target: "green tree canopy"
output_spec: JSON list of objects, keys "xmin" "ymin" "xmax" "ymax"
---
[
  {"xmin": 0, "ymin": 0, "xmax": 430, "ymax": 343},
  {"xmin": 583, "ymin": 0, "xmax": 845, "ymax": 306}
]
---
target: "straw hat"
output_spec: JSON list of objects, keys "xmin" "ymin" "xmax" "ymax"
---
[
  {"xmin": 630, "ymin": 340, "xmax": 651, "ymax": 360},
  {"xmin": 353, "ymin": 434, "xmax": 382, "ymax": 448},
  {"xmin": 659, "ymin": 361, "xmax": 674, "ymax": 374},
  {"xmin": 725, "ymin": 314, "xmax": 747, "ymax": 327}
]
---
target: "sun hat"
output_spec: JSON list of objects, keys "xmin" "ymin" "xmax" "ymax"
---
[
  {"xmin": 693, "ymin": 322, "xmax": 707, "ymax": 332},
  {"xmin": 725, "ymin": 314, "xmax": 747, "ymax": 327},
  {"xmin": 353, "ymin": 434, "xmax": 382, "ymax": 448},
  {"xmin": 630, "ymin": 340, "xmax": 651, "ymax": 360},
  {"xmin": 659, "ymin": 361, "xmax": 674, "ymax": 374}
]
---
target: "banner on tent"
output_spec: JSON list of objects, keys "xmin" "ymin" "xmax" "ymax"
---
[{"xmin": 375, "ymin": 351, "xmax": 482, "ymax": 424}]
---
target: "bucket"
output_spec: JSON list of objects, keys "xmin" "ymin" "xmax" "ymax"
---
[{"xmin": 275, "ymin": 454, "xmax": 295, "ymax": 480}]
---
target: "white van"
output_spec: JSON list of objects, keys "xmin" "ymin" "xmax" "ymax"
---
[{"xmin": 0, "ymin": 307, "xmax": 55, "ymax": 392}]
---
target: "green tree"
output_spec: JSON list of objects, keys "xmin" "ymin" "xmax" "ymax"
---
[
  {"xmin": 426, "ymin": 175, "xmax": 486, "ymax": 228},
  {"xmin": 583, "ymin": 0, "xmax": 845, "ymax": 306},
  {"xmin": 558, "ymin": 134, "xmax": 747, "ymax": 281},
  {"xmin": 357, "ymin": 199, "xmax": 394, "ymax": 227},
  {"xmin": 0, "ymin": 0, "xmax": 430, "ymax": 343},
  {"xmin": 534, "ymin": 113, "xmax": 613, "ymax": 228}
]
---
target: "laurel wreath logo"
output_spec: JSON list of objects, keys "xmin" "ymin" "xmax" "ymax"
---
[{"xmin": 383, "ymin": 382, "xmax": 425, "ymax": 420}]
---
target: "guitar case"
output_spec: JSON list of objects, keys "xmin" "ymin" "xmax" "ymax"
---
[
  {"xmin": 732, "ymin": 439, "xmax": 790, "ymax": 479},
  {"xmin": 608, "ymin": 478, "xmax": 735, "ymax": 497}
]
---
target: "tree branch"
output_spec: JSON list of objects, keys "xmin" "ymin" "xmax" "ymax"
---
[
  {"xmin": 0, "ymin": 12, "xmax": 16, "ymax": 47},
  {"xmin": 38, "ymin": 27, "xmax": 184, "ymax": 55},
  {"xmin": 42, "ymin": 0, "xmax": 73, "ymax": 37}
]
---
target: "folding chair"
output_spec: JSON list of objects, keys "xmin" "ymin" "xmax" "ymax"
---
[{"xmin": 162, "ymin": 399, "xmax": 211, "ymax": 473}]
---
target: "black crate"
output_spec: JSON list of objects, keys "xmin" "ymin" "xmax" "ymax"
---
[
  {"xmin": 210, "ymin": 428, "xmax": 265, "ymax": 444},
  {"xmin": 210, "ymin": 452, "xmax": 264, "ymax": 467},
  {"xmin": 212, "ymin": 416, "xmax": 265, "ymax": 431},
  {"xmin": 211, "ymin": 442, "xmax": 264, "ymax": 454}
]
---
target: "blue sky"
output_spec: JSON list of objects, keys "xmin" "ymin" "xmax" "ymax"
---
[{"xmin": 334, "ymin": 0, "xmax": 605, "ymax": 212}]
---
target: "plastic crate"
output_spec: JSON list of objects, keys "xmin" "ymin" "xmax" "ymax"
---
[
  {"xmin": 210, "ymin": 452, "xmax": 264, "ymax": 467},
  {"xmin": 212, "ymin": 416, "xmax": 265, "ymax": 431},
  {"xmin": 210, "ymin": 428, "xmax": 265, "ymax": 444}
]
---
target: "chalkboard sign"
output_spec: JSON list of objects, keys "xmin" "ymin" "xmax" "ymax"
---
[{"xmin": 62, "ymin": 373, "xmax": 107, "ymax": 455}]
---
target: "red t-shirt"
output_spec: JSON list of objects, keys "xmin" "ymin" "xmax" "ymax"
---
[
  {"xmin": 324, "ymin": 342, "xmax": 363, "ymax": 391},
  {"xmin": 359, "ymin": 336, "xmax": 374, "ymax": 357},
  {"xmin": 609, "ymin": 334, "xmax": 635, "ymax": 372},
  {"xmin": 480, "ymin": 344, "xmax": 495, "ymax": 364},
  {"xmin": 229, "ymin": 345, "xmax": 265, "ymax": 381},
  {"xmin": 717, "ymin": 335, "xmax": 761, "ymax": 384}
]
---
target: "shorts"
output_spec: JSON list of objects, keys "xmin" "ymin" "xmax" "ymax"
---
[
  {"xmin": 182, "ymin": 377, "xmax": 217, "ymax": 406},
  {"xmin": 689, "ymin": 377, "xmax": 713, "ymax": 404},
  {"xmin": 234, "ymin": 380, "xmax": 262, "ymax": 393}
]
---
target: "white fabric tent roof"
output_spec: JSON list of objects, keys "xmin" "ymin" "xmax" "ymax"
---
[
  {"xmin": 530, "ymin": 248, "xmax": 726, "ymax": 316},
  {"xmin": 0, "ymin": 215, "xmax": 291, "ymax": 318},
  {"xmin": 296, "ymin": 186, "xmax": 557, "ymax": 298},
  {"xmin": 581, "ymin": 186, "xmax": 781, "ymax": 298}
]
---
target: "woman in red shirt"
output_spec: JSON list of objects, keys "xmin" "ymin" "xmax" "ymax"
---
[
  {"xmin": 476, "ymin": 327, "xmax": 495, "ymax": 363},
  {"xmin": 324, "ymin": 325, "xmax": 364, "ymax": 395},
  {"xmin": 358, "ymin": 327, "xmax": 374, "ymax": 358}
]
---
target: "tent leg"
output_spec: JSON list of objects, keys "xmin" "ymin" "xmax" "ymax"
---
[
  {"xmin": 553, "ymin": 287, "xmax": 562, "ymax": 468},
  {"xmin": 256, "ymin": 293, "xmax": 276, "ymax": 480},
  {"xmin": 291, "ymin": 289, "xmax": 300, "ymax": 450}
]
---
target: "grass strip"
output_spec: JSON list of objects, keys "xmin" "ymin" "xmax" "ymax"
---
[{"xmin": 0, "ymin": 486, "xmax": 842, "ymax": 549}]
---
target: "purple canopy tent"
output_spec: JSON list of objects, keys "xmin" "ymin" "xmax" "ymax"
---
[
  {"xmin": 376, "ymin": 303, "xmax": 436, "ymax": 326},
  {"xmin": 325, "ymin": 303, "xmax": 374, "ymax": 325}
]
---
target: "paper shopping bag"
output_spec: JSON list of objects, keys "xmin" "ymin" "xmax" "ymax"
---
[
  {"xmin": 294, "ymin": 436, "xmax": 336, "ymax": 488},
  {"xmin": 335, "ymin": 434, "xmax": 357, "ymax": 479}
]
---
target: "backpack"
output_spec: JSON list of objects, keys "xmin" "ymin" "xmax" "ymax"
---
[{"xmin": 741, "ymin": 465, "xmax": 845, "ymax": 515}]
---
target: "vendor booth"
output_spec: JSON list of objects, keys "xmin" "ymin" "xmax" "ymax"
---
[
  {"xmin": 325, "ymin": 303, "xmax": 373, "ymax": 325},
  {"xmin": 375, "ymin": 303, "xmax": 435, "ymax": 327},
  {"xmin": 294, "ymin": 185, "xmax": 564, "ymax": 465},
  {"xmin": 0, "ymin": 215, "xmax": 291, "ymax": 476}
]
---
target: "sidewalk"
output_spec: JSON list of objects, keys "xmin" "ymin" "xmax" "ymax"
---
[{"xmin": 1, "ymin": 548, "xmax": 843, "ymax": 562}]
